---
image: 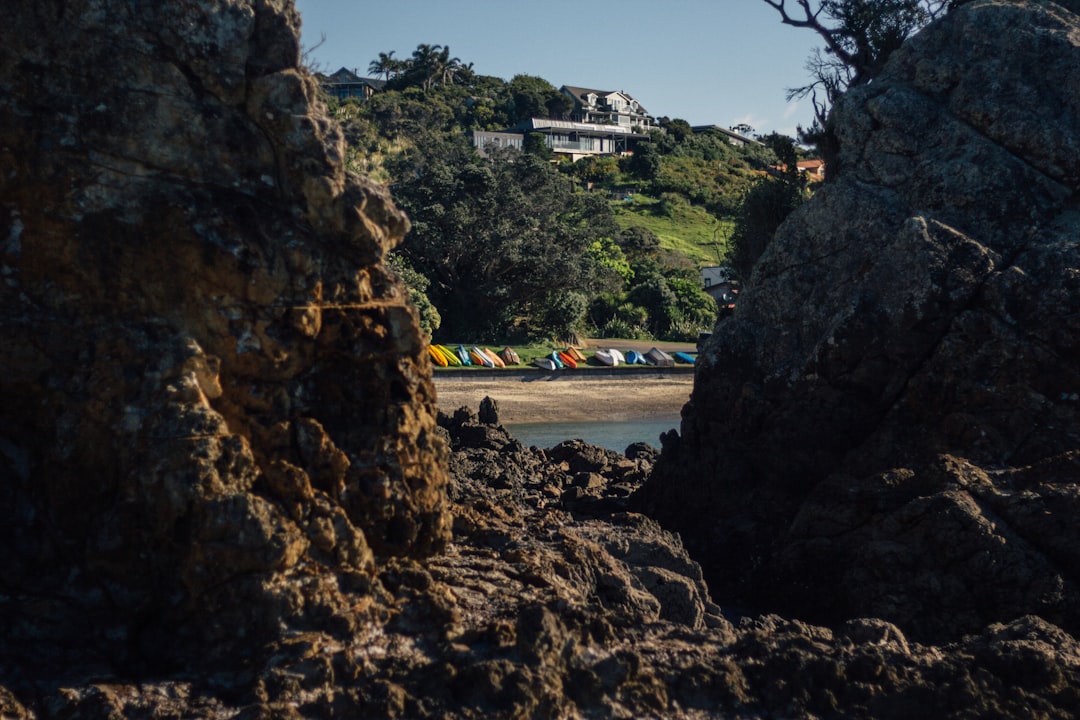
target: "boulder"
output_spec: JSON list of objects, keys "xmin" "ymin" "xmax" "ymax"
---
[
  {"xmin": 639, "ymin": 0, "xmax": 1080, "ymax": 641},
  {"xmin": 0, "ymin": 0, "xmax": 449, "ymax": 675}
]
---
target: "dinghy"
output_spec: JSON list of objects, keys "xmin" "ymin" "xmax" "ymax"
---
[
  {"xmin": 533, "ymin": 357, "xmax": 558, "ymax": 371},
  {"xmin": 593, "ymin": 349, "xmax": 619, "ymax": 366},
  {"xmin": 645, "ymin": 347, "xmax": 675, "ymax": 367}
]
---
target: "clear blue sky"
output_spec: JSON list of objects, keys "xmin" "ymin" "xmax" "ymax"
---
[{"xmin": 294, "ymin": 1, "xmax": 823, "ymax": 138}]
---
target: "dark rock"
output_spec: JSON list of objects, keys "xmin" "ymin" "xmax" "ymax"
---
[
  {"xmin": 478, "ymin": 395, "xmax": 500, "ymax": 424},
  {"xmin": 639, "ymin": 0, "xmax": 1080, "ymax": 643},
  {"xmin": 0, "ymin": 0, "xmax": 447, "ymax": 682},
  {"xmin": 5, "ymin": 2, "xmax": 1080, "ymax": 718}
]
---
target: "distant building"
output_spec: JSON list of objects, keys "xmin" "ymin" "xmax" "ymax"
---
[
  {"xmin": 701, "ymin": 265, "xmax": 739, "ymax": 310},
  {"xmin": 691, "ymin": 125, "xmax": 761, "ymax": 147},
  {"xmin": 321, "ymin": 67, "xmax": 385, "ymax": 102},
  {"xmin": 472, "ymin": 131, "xmax": 525, "ymax": 157},
  {"xmin": 797, "ymin": 159, "xmax": 826, "ymax": 181},
  {"xmin": 473, "ymin": 85, "xmax": 656, "ymax": 161},
  {"xmin": 559, "ymin": 85, "xmax": 657, "ymax": 130}
]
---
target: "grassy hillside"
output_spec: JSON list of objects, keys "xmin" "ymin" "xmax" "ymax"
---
[{"xmin": 611, "ymin": 195, "xmax": 734, "ymax": 268}]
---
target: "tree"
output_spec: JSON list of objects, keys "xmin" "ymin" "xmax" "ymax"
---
[
  {"xmin": 388, "ymin": 140, "xmax": 618, "ymax": 339},
  {"xmin": 368, "ymin": 51, "xmax": 403, "ymax": 82},
  {"xmin": 761, "ymin": 0, "xmax": 959, "ymax": 129},
  {"xmin": 624, "ymin": 141, "xmax": 660, "ymax": 181},
  {"xmin": 728, "ymin": 134, "xmax": 808, "ymax": 282},
  {"xmin": 386, "ymin": 252, "xmax": 441, "ymax": 336}
]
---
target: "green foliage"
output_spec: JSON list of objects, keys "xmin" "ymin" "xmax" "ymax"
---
[
  {"xmin": 588, "ymin": 236, "xmax": 634, "ymax": 285},
  {"xmin": 523, "ymin": 131, "xmax": 552, "ymax": 159},
  {"xmin": 623, "ymin": 142, "xmax": 660, "ymax": 181},
  {"xmin": 729, "ymin": 135, "xmax": 809, "ymax": 281},
  {"xmin": 389, "ymin": 139, "xmax": 618, "ymax": 340},
  {"xmin": 386, "ymin": 252, "xmax": 442, "ymax": 336},
  {"xmin": 324, "ymin": 43, "xmax": 797, "ymax": 343},
  {"xmin": 536, "ymin": 290, "xmax": 589, "ymax": 341},
  {"xmin": 613, "ymin": 196, "xmax": 732, "ymax": 268}
]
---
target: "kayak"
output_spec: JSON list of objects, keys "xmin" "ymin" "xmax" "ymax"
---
[
  {"xmin": 556, "ymin": 350, "xmax": 578, "ymax": 369},
  {"xmin": 428, "ymin": 345, "xmax": 448, "ymax": 367},
  {"xmin": 533, "ymin": 357, "xmax": 558, "ymax": 371},
  {"xmin": 674, "ymin": 351, "xmax": 696, "ymax": 365},
  {"xmin": 499, "ymin": 346, "xmax": 520, "ymax": 365}
]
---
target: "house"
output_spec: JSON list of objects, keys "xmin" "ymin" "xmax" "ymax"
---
[
  {"xmin": 691, "ymin": 125, "xmax": 761, "ymax": 147},
  {"xmin": 474, "ymin": 85, "xmax": 655, "ymax": 161},
  {"xmin": 559, "ymin": 86, "xmax": 657, "ymax": 131},
  {"xmin": 701, "ymin": 265, "xmax": 739, "ymax": 310},
  {"xmin": 471, "ymin": 131, "xmax": 525, "ymax": 157},
  {"xmin": 321, "ymin": 67, "xmax": 385, "ymax": 102},
  {"xmin": 797, "ymin": 159, "xmax": 826, "ymax": 181}
]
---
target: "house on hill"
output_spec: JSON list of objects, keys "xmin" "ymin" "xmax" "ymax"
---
[
  {"xmin": 797, "ymin": 159, "xmax": 826, "ymax": 181},
  {"xmin": 321, "ymin": 67, "xmax": 385, "ymax": 102},
  {"xmin": 701, "ymin": 265, "xmax": 739, "ymax": 311},
  {"xmin": 474, "ymin": 85, "xmax": 656, "ymax": 161},
  {"xmin": 691, "ymin": 125, "xmax": 761, "ymax": 147},
  {"xmin": 559, "ymin": 86, "xmax": 656, "ymax": 130}
]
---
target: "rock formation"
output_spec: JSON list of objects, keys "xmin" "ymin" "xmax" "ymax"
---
[
  {"xmin": 4, "ymin": 0, "xmax": 1080, "ymax": 718},
  {"xmin": 0, "ymin": 0, "xmax": 449, "ymax": 676},
  {"xmin": 640, "ymin": 0, "xmax": 1080, "ymax": 642}
]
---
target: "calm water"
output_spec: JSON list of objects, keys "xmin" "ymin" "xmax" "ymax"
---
[{"xmin": 505, "ymin": 417, "xmax": 680, "ymax": 454}]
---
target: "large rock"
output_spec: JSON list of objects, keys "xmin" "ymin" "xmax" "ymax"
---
[
  {"xmin": 640, "ymin": 0, "xmax": 1080, "ymax": 642},
  {"xmin": 0, "ymin": 0, "xmax": 449, "ymax": 674}
]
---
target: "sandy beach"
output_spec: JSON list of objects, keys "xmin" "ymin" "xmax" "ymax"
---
[{"xmin": 433, "ymin": 370, "xmax": 695, "ymax": 424}]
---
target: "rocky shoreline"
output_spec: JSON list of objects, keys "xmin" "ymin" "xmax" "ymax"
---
[{"xmin": 2, "ymin": 1, "xmax": 1080, "ymax": 717}]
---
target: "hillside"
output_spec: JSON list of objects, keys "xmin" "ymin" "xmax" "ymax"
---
[{"xmin": 612, "ymin": 194, "xmax": 734, "ymax": 268}]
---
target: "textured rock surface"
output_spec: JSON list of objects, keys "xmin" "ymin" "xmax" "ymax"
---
[
  {"xmin": 0, "ymin": 0, "xmax": 449, "ymax": 677},
  {"xmin": 7, "ymin": 407, "xmax": 1080, "ymax": 718},
  {"xmin": 640, "ymin": 0, "xmax": 1080, "ymax": 642},
  {"xmin": 5, "ymin": 0, "xmax": 1080, "ymax": 717}
]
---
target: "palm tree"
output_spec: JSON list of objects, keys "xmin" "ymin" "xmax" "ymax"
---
[
  {"xmin": 368, "ymin": 51, "xmax": 402, "ymax": 82},
  {"xmin": 410, "ymin": 43, "xmax": 443, "ymax": 90},
  {"xmin": 435, "ymin": 45, "xmax": 463, "ymax": 87}
]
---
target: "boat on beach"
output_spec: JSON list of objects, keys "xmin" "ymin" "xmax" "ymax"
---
[
  {"xmin": 645, "ymin": 347, "xmax": 675, "ymax": 367},
  {"xmin": 533, "ymin": 357, "xmax": 558, "ymax": 371}
]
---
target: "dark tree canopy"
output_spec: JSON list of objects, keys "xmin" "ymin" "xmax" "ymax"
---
[{"xmin": 388, "ymin": 140, "xmax": 619, "ymax": 339}]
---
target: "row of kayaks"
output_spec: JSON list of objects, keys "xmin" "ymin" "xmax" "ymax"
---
[
  {"xmin": 428, "ymin": 343, "xmax": 695, "ymax": 370},
  {"xmin": 428, "ymin": 344, "xmax": 521, "ymax": 368},
  {"xmin": 537, "ymin": 346, "xmax": 695, "ymax": 370}
]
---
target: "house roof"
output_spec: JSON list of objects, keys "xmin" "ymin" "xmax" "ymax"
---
[
  {"xmin": 691, "ymin": 125, "xmax": 761, "ymax": 145},
  {"xmin": 325, "ymin": 67, "xmax": 385, "ymax": 90},
  {"xmin": 561, "ymin": 85, "xmax": 650, "ymax": 116}
]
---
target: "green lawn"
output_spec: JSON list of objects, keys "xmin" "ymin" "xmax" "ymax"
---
[{"xmin": 612, "ymin": 195, "xmax": 734, "ymax": 268}]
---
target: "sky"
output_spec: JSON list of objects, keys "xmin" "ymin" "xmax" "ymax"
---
[{"xmin": 294, "ymin": 0, "xmax": 824, "ymax": 138}]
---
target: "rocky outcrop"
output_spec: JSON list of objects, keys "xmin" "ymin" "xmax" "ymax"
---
[
  {"xmin": 7, "ymin": 406, "xmax": 1080, "ymax": 718},
  {"xmin": 5, "ymin": 0, "xmax": 1080, "ymax": 717},
  {"xmin": 0, "ymin": 0, "xmax": 448, "ymax": 677},
  {"xmin": 640, "ymin": 0, "xmax": 1080, "ymax": 642}
]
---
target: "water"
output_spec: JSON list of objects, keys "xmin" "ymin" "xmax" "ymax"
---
[{"xmin": 505, "ymin": 417, "xmax": 680, "ymax": 454}]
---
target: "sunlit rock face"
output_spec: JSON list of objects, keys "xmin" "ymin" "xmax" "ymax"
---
[
  {"xmin": 0, "ymin": 0, "xmax": 449, "ymax": 669},
  {"xmin": 640, "ymin": 0, "xmax": 1080, "ymax": 642}
]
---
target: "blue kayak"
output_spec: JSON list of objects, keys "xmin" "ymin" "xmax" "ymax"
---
[{"xmin": 674, "ymin": 351, "xmax": 696, "ymax": 365}]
